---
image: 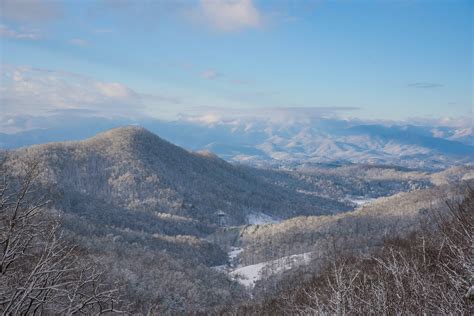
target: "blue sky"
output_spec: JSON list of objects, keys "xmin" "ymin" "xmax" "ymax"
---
[{"xmin": 0, "ymin": 0, "xmax": 472, "ymax": 126}]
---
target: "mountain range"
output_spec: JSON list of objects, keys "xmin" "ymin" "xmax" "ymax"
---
[
  {"xmin": 2, "ymin": 115, "xmax": 472, "ymax": 170},
  {"xmin": 2, "ymin": 125, "xmax": 472, "ymax": 313}
]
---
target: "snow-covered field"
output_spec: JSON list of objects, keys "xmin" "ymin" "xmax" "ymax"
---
[
  {"xmin": 216, "ymin": 252, "xmax": 312, "ymax": 288},
  {"xmin": 229, "ymin": 261, "xmax": 268, "ymax": 288},
  {"xmin": 215, "ymin": 196, "xmax": 382, "ymax": 289}
]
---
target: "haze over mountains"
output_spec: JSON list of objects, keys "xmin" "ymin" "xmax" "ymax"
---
[
  {"xmin": 2, "ymin": 126, "xmax": 473, "ymax": 313},
  {"xmin": 1, "ymin": 114, "xmax": 473, "ymax": 169}
]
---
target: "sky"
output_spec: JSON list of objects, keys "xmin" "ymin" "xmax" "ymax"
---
[{"xmin": 0, "ymin": 0, "xmax": 472, "ymax": 131}]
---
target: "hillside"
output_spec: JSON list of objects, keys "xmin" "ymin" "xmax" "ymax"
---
[
  {"xmin": 229, "ymin": 188, "xmax": 473, "ymax": 315},
  {"xmin": 239, "ymin": 182, "xmax": 468, "ymax": 264},
  {"xmin": 3, "ymin": 126, "xmax": 471, "ymax": 313},
  {"xmin": 1, "ymin": 126, "xmax": 352, "ymax": 312},
  {"xmin": 208, "ymin": 179, "xmax": 472, "ymax": 299},
  {"xmin": 8, "ymin": 126, "xmax": 350, "ymax": 227}
]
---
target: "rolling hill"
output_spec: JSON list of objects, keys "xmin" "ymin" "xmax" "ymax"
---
[{"xmin": 7, "ymin": 126, "xmax": 350, "ymax": 228}]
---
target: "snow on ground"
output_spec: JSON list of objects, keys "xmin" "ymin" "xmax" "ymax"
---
[
  {"xmin": 350, "ymin": 197, "xmax": 377, "ymax": 206},
  {"xmin": 212, "ymin": 216, "xmax": 309, "ymax": 289},
  {"xmin": 228, "ymin": 247, "xmax": 243, "ymax": 261},
  {"xmin": 230, "ymin": 262, "xmax": 267, "ymax": 288},
  {"xmin": 229, "ymin": 252, "xmax": 312, "ymax": 288},
  {"xmin": 246, "ymin": 212, "xmax": 280, "ymax": 225},
  {"xmin": 212, "ymin": 264, "xmax": 228, "ymax": 272}
]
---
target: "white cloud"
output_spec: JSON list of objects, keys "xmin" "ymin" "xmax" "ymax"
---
[
  {"xmin": 68, "ymin": 38, "xmax": 89, "ymax": 47},
  {"xmin": 0, "ymin": 65, "xmax": 144, "ymax": 117},
  {"xmin": 179, "ymin": 106, "xmax": 360, "ymax": 126},
  {"xmin": 406, "ymin": 116, "xmax": 474, "ymax": 129},
  {"xmin": 200, "ymin": 0, "xmax": 262, "ymax": 31},
  {"xmin": 94, "ymin": 82, "xmax": 136, "ymax": 99},
  {"xmin": 0, "ymin": 24, "xmax": 42, "ymax": 40},
  {"xmin": 1, "ymin": 65, "xmax": 184, "ymax": 121},
  {"xmin": 186, "ymin": 113, "xmax": 223, "ymax": 125},
  {"xmin": 201, "ymin": 69, "xmax": 221, "ymax": 80}
]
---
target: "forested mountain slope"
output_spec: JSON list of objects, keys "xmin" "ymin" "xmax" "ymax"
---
[
  {"xmin": 7, "ymin": 126, "xmax": 350, "ymax": 227},
  {"xmin": 209, "ymin": 179, "xmax": 472, "ymax": 300},
  {"xmin": 228, "ymin": 187, "xmax": 473, "ymax": 315},
  {"xmin": 1, "ymin": 126, "xmax": 350, "ymax": 312},
  {"xmin": 237, "ymin": 182, "xmax": 468, "ymax": 266},
  {"xmin": 3, "ymin": 126, "xmax": 471, "ymax": 313}
]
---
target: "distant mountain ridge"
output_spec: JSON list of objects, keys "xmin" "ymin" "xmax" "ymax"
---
[
  {"xmin": 346, "ymin": 124, "xmax": 473, "ymax": 155},
  {"xmin": 1, "ymin": 116, "xmax": 472, "ymax": 169}
]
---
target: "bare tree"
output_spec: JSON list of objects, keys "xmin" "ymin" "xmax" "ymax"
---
[
  {"xmin": 255, "ymin": 186, "xmax": 473, "ymax": 315},
  {"xmin": 0, "ymin": 158, "xmax": 126, "ymax": 315}
]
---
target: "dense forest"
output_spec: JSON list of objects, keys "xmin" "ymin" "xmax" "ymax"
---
[
  {"xmin": 1, "ymin": 128, "xmax": 472, "ymax": 314},
  {"xmin": 226, "ymin": 187, "xmax": 473, "ymax": 314},
  {"xmin": 1, "ymin": 0, "xmax": 472, "ymax": 312}
]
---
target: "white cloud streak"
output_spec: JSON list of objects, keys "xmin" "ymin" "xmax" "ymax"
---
[
  {"xmin": 200, "ymin": 0, "xmax": 262, "ymax": 31},
  {"xmin": 178, "ymin": 106, "xmax": 360, "ymax": 126},
  {"xmin": 0, "ymin": 24, "xmax": 42, "ymax": 40},
  {"xmin": 0, "ymin": 65, "xmax": 145, "ymax": 117}
]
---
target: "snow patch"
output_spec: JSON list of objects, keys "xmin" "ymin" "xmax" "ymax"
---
[
  {"xmin": 350, "ymin": 197, "xmax": 377, "ymax": 206},
  {"xmin": 246, "ymin": 212, "xmax": 280, "ymax": 225},
  {"xmin": 228, "ymin": 247, "xmax": 243, "ymax": 266},
  {"xmin": 230, "ymin": 252, "xmax": 312, "ymax": 288},
  {"xmin": 230, "ymin": 262, "xmax": 267, "ymax": 288}
]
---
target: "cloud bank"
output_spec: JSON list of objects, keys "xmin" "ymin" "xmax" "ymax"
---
[
  {"xmin": 0, "ymin": 65, "xmax": 144, "ymax": 117},
  {"xmin": 178, "ymin": 106, "xmax": 361, "ymax": 126}
]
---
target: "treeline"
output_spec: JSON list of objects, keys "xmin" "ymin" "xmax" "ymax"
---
[
  {"xmin": 244, "ymin": 163, "xmax": 433, "ymax": 202},
  {"xmin": 222, "ymin": 187, "xmax": 474, "ymax": 314}
]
